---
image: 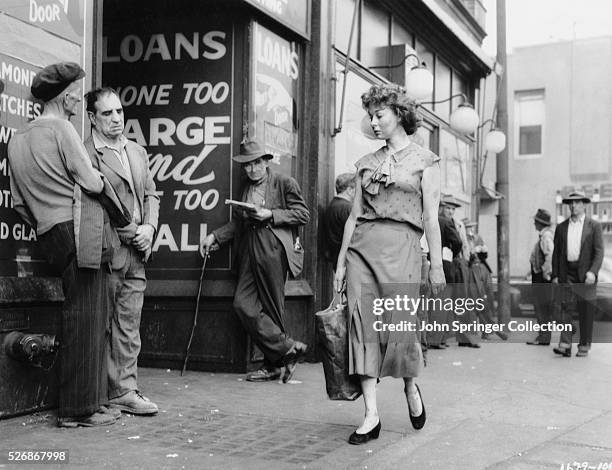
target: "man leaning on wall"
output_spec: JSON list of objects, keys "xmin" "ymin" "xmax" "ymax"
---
[
  {"xmin": 85, "ymin": 87, "xmax": 160, "ymax": 415},
  {"xmin": 8, "ymin": 63, "xmax": 131, "ymax": 428}
]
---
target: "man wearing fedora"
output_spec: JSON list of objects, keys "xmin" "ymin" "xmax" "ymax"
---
[
  {"xmin": 8, "ymin": 63, "xmax": 130, "ymax": 427},
  {"xmin": 200, "ymin": 140, "xmax": 310, "ymax": 382},
  {"xmin": 527, "ymin": 208, "xmax": 555, "ymax": 346},
  {"xmin": 551, "ymin": 191, "xmax": 603, "ymax": 357}
]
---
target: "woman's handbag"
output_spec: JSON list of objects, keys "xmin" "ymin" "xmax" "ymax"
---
[{"xmin": 315, "ymin": 294, "xmax": 362, "ymax": 401}]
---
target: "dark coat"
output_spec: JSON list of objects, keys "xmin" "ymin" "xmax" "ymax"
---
[
  {"xmin": 213, "ymin": 169, "xmax": 310, "ymax": 277},
  {"xmin": 552, "ymin": 216, "xmax": 603, "ymax": 283}
]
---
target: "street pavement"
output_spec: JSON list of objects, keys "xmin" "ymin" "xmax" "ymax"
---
[{"xmin": 1, "ymin": 320, "xmax": 611, "ymax": 470}]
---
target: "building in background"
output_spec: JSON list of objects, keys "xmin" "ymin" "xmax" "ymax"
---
[
  {"xmin": 506, "ymin": 37, "xmax": 612, "ymax": 281},
  {"xmin": 0, "ymin": 0, "xmax": 496, "ymax": 417}
]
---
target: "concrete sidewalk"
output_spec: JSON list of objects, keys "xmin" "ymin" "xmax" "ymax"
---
[{"xmin": 1, "ymin": 329, "xmax": 611, "ymax": 470}]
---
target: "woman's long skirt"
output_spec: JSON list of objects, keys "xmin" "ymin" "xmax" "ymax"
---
[{"xmin": 346, "ymin": 219, "xmax": 424, "ymax": 379}]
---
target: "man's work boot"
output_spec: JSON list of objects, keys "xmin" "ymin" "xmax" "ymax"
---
[{"xmin": 109, "ymin": 390, "xmax": 158, "ymax": 415}]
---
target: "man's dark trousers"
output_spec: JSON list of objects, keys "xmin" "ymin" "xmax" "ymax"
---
[
  {"xmin": 531, "ymin": 271, "xmax": 552, "ymax": 343},
  {"xmin": 556, "ymin": 263, "xmax": 595, "ymax": 348},
  {"xmin": 233, "ymin": 224, "xmax": 293, "ymax": 367},
  {"xmin": 38, "ymin": 221, "xmax": 110, "ymax": 418}
]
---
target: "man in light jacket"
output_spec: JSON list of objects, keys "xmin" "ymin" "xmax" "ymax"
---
[{"xmin": 85, "ymin": 87, "xmax": 160, "ymax": 415}]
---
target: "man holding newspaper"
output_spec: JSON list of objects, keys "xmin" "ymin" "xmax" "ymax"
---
[{"xmin": 200, "ymin": 140, "xmax": 310, "ymax": 383}]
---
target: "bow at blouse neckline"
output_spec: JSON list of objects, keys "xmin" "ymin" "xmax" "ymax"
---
[{"xmin": 362, "ymin": 143, "xmax": 412, "ymax": 195}]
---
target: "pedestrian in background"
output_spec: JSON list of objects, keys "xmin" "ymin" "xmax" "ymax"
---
[
  {"xmin": 464, "ymin": 220, "xmax": 508, "ymax": 341},
  {"xmin": 526, "ymin": 208, "xmax": 555, "ymax": 346},
  {"xmin": 200, "ymin": 140, "xmax": 310, "ymax": 383},
  {"xmin": 552, "ymin": 191, "xmax": 603, "ymax": 357},
  {"xmin": 85, "ymin": 87, "xmax": 160, "ymax": 415},
  {"xmin": 323, "ymin": 172, "xmax": 355, "ymax": 269},
  {"xmin": 8, "ymin": 63, "xmax": 129, "ymax": 427},
  {"xmin": 334, "ymin": 83, "xmax": 445, "ymax": 444}
]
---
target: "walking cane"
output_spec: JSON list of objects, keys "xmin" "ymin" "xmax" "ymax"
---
[{"xmin": 181, "ymin": 249, "xmax": 209, "ymax": 376}]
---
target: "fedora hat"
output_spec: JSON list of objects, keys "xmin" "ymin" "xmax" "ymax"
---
[
  {"xmin": 440, "ymin": 194, "xmax": 462, "ymax": 208},
  {"xmin": 562, "ymin": 190, "xmax": 591, "ymax": 204},
  {"xmin": 232, "ymin": 139, "xmax": 274, "ymax": 164},
  {"xmin": 463, "ymin": 219, "xmax": 478, "ymax": 228},
  {"xmin": 533, "ymin": 208, "xmax": 552, "ymax": 226}
]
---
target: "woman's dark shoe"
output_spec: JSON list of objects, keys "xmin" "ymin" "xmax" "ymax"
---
[
  {"xmin": 348, "ymin": 419, "xmax": 381, "ymax": 445},
  {"xmin": 406, "ymin": 384, "xmax": 426, "ymax": 430}
]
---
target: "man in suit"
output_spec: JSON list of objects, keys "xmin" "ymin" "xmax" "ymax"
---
[
  {"xmin": 85, "ymin": 87, "xmax": 160, "ymax": 414},
  {"xmin": 551, "ymin": 191, "xmax": 603, "ymax": 357},
  {"xmin": 200, "ymin": 140, "xmax": 310, "ymax": 383},
  {"xmin": 527, "ymin": 208, "xmax": 555, "ymax": 346},
  {"xmin": 323, "ymin": 172, "xmax": 355, "ymax": 269},
  {"xmin": 8, "ymin": 64, "xmax": 129, "ymax": 427}
]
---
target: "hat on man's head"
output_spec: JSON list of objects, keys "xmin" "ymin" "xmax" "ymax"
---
[
  {"xmin": 440, "ymin": 194, "xmax": 462, "ymax": 208},
  {"xmin": 533, "ymin": 208, "xmax": 552, "ymax": 226},
  {"xmin": 232, "ymin": 139, "xmax": 274, "ymax": 164},
  {"xmin": 31, "ymin": 62, "xmax": 85, "ymax": 102},
  {"xmin": 463, "ymin": 219, "xmax": 478, "ymax": 228},
  {"xmin": 562, "ymin": 190, "xmax": 591, "ymax": 204}
]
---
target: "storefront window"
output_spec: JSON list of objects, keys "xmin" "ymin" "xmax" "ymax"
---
[{"xmin": 250, "ymin": 22, "xmax": 301, "ymax": 177}]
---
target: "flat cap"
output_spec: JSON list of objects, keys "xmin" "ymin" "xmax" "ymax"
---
[{"xmin": 31, "ymin": 62, "xmax": 85, "ymax": 102}]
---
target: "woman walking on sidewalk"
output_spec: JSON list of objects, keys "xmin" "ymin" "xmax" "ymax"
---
[{"xmin": 334, "ymin": 84, "xmax": 445, "ymax": 444}]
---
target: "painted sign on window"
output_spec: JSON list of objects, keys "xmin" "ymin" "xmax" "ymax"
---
[
  {"xmin": 0, "ymin": 55, "xmax": 44, "ymax": 277},
  {"xmin": 251, "ymin": 22, "xmax": 300, "ymax": 177},
  {"xmin": 102, "ymin": 18, "xmax": 234, "ymax": 279}
]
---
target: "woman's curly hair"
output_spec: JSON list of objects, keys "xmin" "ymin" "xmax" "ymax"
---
[{"xmin": 361, "ymin": 84, "xmax": 421, "ymax": 135}]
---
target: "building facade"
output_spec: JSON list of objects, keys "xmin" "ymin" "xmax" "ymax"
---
[
  {"xmin": 507, "ymin": 37, "xmax": 612, "ymax": 281},
  {"xmin": 0, "ymin": 0, "xmax": 494, "ymax": 417}
]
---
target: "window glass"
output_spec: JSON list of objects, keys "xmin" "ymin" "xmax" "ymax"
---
[
  {"xmin": 361, "ymin": 0, "xmax": 390, "ymax": 68},
  {"xmin": 439, "ymin": 129, "xmax": 471, "ymax": 202},
  {"xmin": 514, "ymin": 90, "xmax": 545, "ymax": 159},
  {"xmin": 415, "ymin": 38, "xmax": 434, "ymax": 109},
  {"xmin": 391, "ymin": 17, "xmax": 412, "ymax": 46},
  {"xmin": 434, "ymin": 57, "xmax": 451, "ymax": 121},
  {"xmin": 335, "ymin": 0, "xmax": 359, "ymax": 57}
]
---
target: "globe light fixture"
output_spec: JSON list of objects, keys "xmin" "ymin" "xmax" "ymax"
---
[
  {"xmin": 484, "ymin": 128, "xmax": 506, "ymax": 153},
  {"xmin": 369, "ymin": 53, "xmax": 434, "ymax": 100},
  {"xmin": 449, "ymin": 103, "xmax": 479, "ymax": 134},
  {"xmin": 404, "ymin": 65, "xmax": 434, "ymax": 101}
]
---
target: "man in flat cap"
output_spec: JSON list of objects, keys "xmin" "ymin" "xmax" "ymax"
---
[
  {"xmin": 200, "ymin": 140, "xmax": 310, "ymax": 382},
  {"xmin": 527, "ymin": 208, "xmax": 555, "ymax": 346},
  {"xmin": 84, "ymin": 87, "xmax": 159, "ymax": 415},
  {"xmin": 551, "ymin": 191, "xmax": 603, "ymax": 357},
  {"xmin": 8, "ymin": 62, "xmax": 130, "ymax": 427}
]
